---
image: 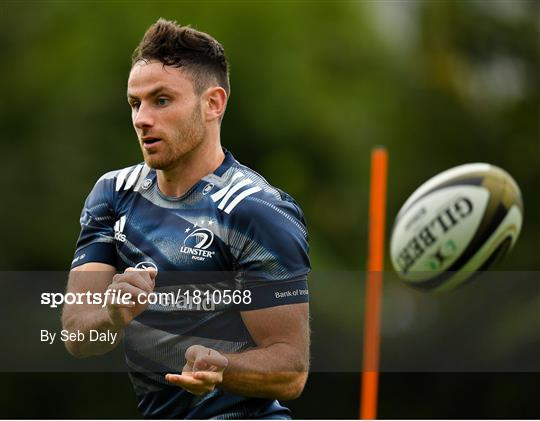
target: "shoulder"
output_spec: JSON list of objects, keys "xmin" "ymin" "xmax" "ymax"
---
[
  {"xmin": 86, "ymin": 163, "xmax": 152, "ymax": 201},
  {"xmin": 80, "ymin": 164, "xmax": 152, "ymax": 216},
  {"xmin": 95, "ymin": 162, "xmax": 152, "ymax": 193},
  {"xmin": 207, "ymin": 158, "xmax": 310, "ymax": 282},
  {"xmin": 209, "ymin": 161, "xmax": 308, "ymax": 239}
]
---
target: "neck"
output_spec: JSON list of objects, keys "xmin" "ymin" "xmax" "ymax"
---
[{"xmin": 156, "ymin": 138, "xmax": 225, "ymax": 198}]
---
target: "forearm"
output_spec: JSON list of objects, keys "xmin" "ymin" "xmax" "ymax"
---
[
  {"xmin": 61, "ymin": 306, "xmax": 123, "ymax": 358},
  {"xmin": 222, "ymin": 342, "xmax": 309, "ymax": 400}
]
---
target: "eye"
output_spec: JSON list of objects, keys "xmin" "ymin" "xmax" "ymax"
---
[
  {"xmin": 129, "ymin": 101, "xmax": 140, "ymax": 110},
  {"xmin": 157, "ymin": 97, "xmax": 170, "ymax": 106}
]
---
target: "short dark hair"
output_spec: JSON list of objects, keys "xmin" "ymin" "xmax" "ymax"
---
[{"xmin": 132, "ymin": 18, "xmax": 230, "ymax": 96}]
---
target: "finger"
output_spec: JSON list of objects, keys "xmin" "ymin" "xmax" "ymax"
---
[
  {"xmin": 111, "ymin": 273, "xmax": 125, "ymax": 285},
  {"xmin": 108, "ymin": 282, "xmax": 148, "ymax": 303},
  {"xmin": 165, "ymin": 374, "xmax": 214, "ymax": 396},
  {"xmin": 123, "ymin": 269, "xmax": 154, "ymax": 293},
  {"xmin": 192, "ymin": 356, "xmax": 210, "ymax": 372},
  {"xmin": 105, "ymin": 284, "xmax": 133, "ymax": 305},
  {"xmin": 194, "ymin": 351, "xmax": 228, "ymax": 371},
  {"xmin": 165, "ymin": 373, "xmax": 203, "ymax": 388},
  {"xmin": 185, "ymin": 345, "xmax": 208, "ymax": 363},
  {"xmin": 192, "ymin": 371, "xmax": 222, "ymax": 384},
  {"xmin": 125, "ymin": 267, "xmax": 157, "ymax": 286},
  {"xmin": 111, "ymin": 272, "xmax": 150, "ymax": 293},
  {"xmin": 183, "ymin": 361, "xmax": 194, "ymax": 373},
  {"xmin": 108, "ymin": 302, "xmax": 136, "ymax": 309},
  {"xmin": 145, "ymin": 267, "xmax": 158, "ymax": 282},
  {"xmin": 186, "ymin": 346, "xmax": 228, "ymax": 367},
  {"xmin": 126, "ymin": 266, "xmax": 157, "ymax": 278},
  {"xmin": 110, "ymin": 282, "xmax": 147, "ymax": 297},
  {"xmin": 126, "ymin": 268, "xmax": 155, "ymax": 291}
]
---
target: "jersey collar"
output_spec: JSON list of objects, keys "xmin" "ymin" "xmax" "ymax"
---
[{"xmin": 212, "ymin": 148, "xmax": 236, "ymax": 177}]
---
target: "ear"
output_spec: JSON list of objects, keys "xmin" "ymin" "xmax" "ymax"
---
[{"xmin": 202, "ymin": 86, "xmax": 227, "ymax": 122}]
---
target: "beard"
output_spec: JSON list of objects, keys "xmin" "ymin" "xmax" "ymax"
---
[{"xmin": 141, "ymin": 104, "xmax": 206, "ymax": 171}]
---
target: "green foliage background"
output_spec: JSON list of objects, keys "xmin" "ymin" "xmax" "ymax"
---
[{"xmin": 0, "ymin": 1, "xmax": 538, "ymax": 418}]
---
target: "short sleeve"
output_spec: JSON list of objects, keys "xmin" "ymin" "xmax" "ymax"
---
[
  {"xmin": 71, "ymin": 174, "xmax": 118, "ymax": 269},
  {"xmin": 230, "ymin": 192, "xmax": 310, "ymax": 310}
]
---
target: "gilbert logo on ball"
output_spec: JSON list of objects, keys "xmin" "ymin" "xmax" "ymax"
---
[{"xmin": 390, "ymin": 163, "xmax": 523, "ymax": 292}]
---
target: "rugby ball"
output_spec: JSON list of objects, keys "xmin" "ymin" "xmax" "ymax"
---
[{"xmin": 390, "ymin": 163, "xmax": 523, "ymax": 292}]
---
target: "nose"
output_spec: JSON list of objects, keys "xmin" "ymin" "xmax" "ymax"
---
[{"xmin": 133, "ymin": 103, "xmax": 154, "ymax": 130}]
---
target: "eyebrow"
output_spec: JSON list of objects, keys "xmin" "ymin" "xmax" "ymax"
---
[{"xmin": 127, "ymin": 86, "xmax": 172, "ymax": 100}]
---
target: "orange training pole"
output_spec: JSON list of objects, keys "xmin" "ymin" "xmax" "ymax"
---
[{"xmin": 360, "ymin": 147, "xmax": 388, "ymax": 419}]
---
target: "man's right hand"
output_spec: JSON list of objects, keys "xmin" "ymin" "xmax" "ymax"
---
[{"xmin": 107, "ymin": 267, "xmax": 157, "ymax": 328}]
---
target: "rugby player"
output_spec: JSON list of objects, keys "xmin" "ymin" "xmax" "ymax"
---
[{"xmin": 62, "ymin": 18, "xmax": 310, "ymax": 419}]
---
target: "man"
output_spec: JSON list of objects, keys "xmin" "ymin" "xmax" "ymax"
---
[{"xmin": 62, "ymin": 18, "xmax": 310, "ymax": 419}]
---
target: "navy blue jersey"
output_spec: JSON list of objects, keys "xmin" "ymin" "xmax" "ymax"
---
[{"xmin": 71, "ymin": 150, "xmax": 310, "ymax": 419}]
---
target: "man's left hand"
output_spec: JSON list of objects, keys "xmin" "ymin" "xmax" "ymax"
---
[{"xmin": 165, "ymin": 345, "xmax": 229, "ymax": 395}]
